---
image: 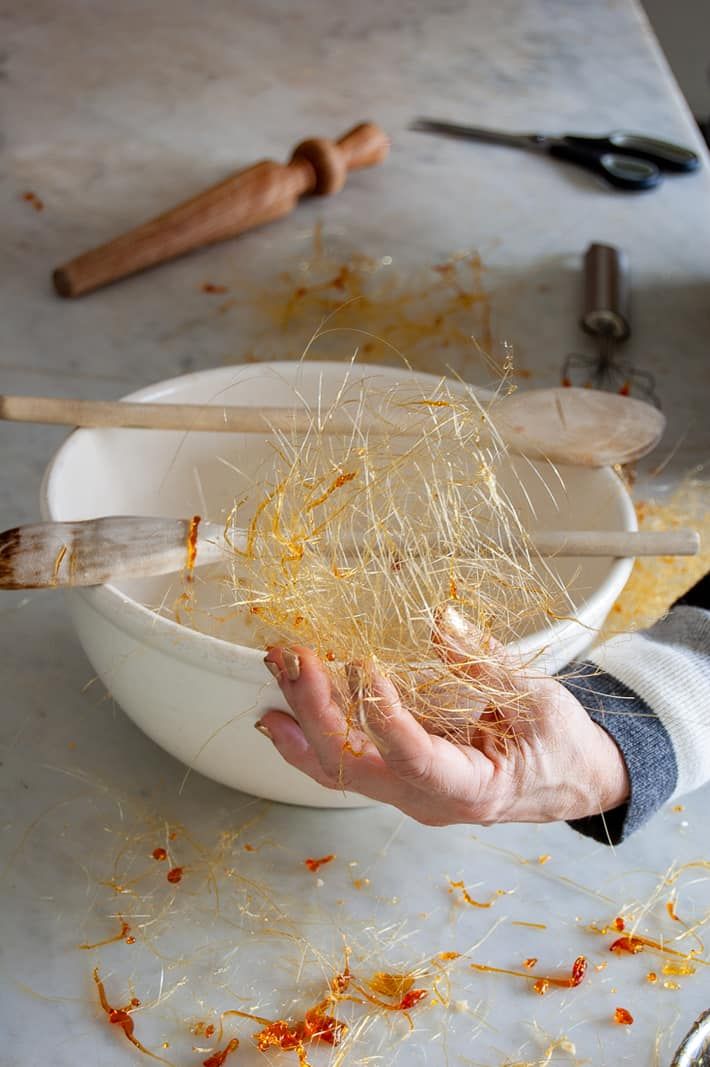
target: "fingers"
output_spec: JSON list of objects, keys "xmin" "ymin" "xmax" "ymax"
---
[
  {"xmin": 257, "ymin": 709, "xmax": 341, "ymax": 790},
  {"xmin": 434, "ymin": 604, "xmax": 510, "ymax": 682},
  {"xmin": 355, "ymin": 666, "xmax": 437, "ymax": 787},
  {"xmin": 263, "ymin": 646, "xmax": 356, "ymax": 784},
  {"xmin": 260, "ymin": 644, "xmax": 498, "ymax": 820},
  {"xmin": 351, "ymin": 663, "xmax": 493, "ymax": 804},
  {"xmin": 433, "ymin": 603, "xmax": 544, "ymax": 719}
]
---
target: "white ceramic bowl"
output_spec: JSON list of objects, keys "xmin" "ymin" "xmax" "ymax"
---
[{"xmin": 42, "ymin": 362, "xmax": 635, "ymax": 806}]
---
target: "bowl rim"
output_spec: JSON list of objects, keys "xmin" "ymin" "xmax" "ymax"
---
[{"xmin": 41, "ymin": 362, "xmax": 636, "ymax": 678}]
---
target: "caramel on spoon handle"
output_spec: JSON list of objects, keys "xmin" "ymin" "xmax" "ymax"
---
[{"xmin": 53, "ymin": 121, "xmax": 389, "ymax": 298}]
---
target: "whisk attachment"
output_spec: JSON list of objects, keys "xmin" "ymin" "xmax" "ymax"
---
[{"xmin": 562, "ymin": 242, "xmax": 660, "ymax": 408}]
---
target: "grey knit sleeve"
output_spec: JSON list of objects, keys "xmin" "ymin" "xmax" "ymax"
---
[{"xmin": 561, "ymin": 575, "xmax": 710, "ymax": 845}]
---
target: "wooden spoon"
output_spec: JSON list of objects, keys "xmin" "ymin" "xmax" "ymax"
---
[
  {"xmin": 0, "ymin": 516, "xmax": 697, "ymax": 590},
  {"xmin": 0, "ymin": 387, "xmax": 665, "ymax": 468}
]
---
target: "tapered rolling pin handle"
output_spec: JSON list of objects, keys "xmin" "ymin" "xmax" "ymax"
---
[{"xmin": 53, "ymin": 121, "xmax": 389, "ymax": 298}]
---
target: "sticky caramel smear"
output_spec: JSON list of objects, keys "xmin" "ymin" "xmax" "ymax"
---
[
  {"xmin": 662, "ymin": 960, "xmax": 696, "ymax": 976},
  {"xmin": 354, "ymin": 975, "xmax": 428, "ymax": 1016},
  {"xmin": 52, "ymin": 543, "xmax": 68, "ymax": 585},
  {"xmin": 304, "ymin": 854, "xmax": 335, "ymax": 873},
  {"xmin": 22, "ymin": 190, "xmax": 44, "ymax": 211},
  {"xmin": 227, "ymin": 1001, "xmax": 346, "ymax": 1063},
  {"xmin": 602, "ymin": 481, "xmax": 710, "ymax": 638},
  {"xmin": 239, "ymin": 243, "xmax": 494, "ymax": 375},
  {"xmin": 185, "ymin": 515, "xmax": 201, "ymax": 580},
  {"xmin": 191, "ymin": 1022, "xmax": 216, "ymax": 1038}
]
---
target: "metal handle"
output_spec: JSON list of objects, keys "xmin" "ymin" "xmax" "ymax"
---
[
  {"xmin": 607, "ymin": 132, "xmax": 700, "ymax": 172},
  {"xmin": 564, "ymin": 132, "xmax": 700, "ymax": 173},
  {"xmin": 581, "ymin": 243, "xmax": 630, "ymax": 339},
  {"xmin": 550, "ymin": 141, "xmax": 661, "ymax": 191}
]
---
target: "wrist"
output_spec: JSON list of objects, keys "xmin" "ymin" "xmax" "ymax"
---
[{"xmin": 592, "ymin": 722, "xmax": 631, "ymax": 813}]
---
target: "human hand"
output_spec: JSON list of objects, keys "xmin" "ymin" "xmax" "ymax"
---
[{"xmin": 257, "ymin": 607, "xmax": 629, "ymax": 827}]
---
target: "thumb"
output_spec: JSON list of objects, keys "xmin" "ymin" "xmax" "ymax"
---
[{"xmin": 432, "ymin": 603, "xmax": 529, "ymax": 720}]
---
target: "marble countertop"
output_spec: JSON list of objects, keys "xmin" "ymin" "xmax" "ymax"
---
[{"xmin": 2, "ymin": 2, "xmax": 709, "ymax": 1065}]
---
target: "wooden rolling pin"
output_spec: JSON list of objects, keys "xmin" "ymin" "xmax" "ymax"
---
[
  {"xmin": 53, "ymin": 121, "xmax": 389, "ymax": 298},
  {"xmin": 0, "ymin": 517, "xmax": 699, "ymax": 590}
]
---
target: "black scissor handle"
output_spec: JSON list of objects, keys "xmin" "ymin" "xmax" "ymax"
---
[
  {"xmin": 549, "ymin": 141, "xmax": 661, "ymax": 191},
  {"xmin": 564, "ymin": 132, "xmax": 700, "ymax": 173}
]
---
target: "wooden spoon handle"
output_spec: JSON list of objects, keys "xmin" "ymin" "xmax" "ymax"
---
[
  {"xmin": 53, "ymin": 121, "xmax": 389, "ymax": 298},
  {"xmin": 0, "ymin": 386, "xmax": 665, "ymax": 468},
  {"xmin": 0, "ymin": 517, "xmax": 230, "ymax": 590},
  {"xmin": 0, "ymin": 394, "xmax": 355, "ymax": 435},
  {"xmin": 0, "ymin": 518, "xmax": 699, "ymax": 590},
  {"xmin": 528, "ymin": 529, "xmax": 699, "ymax": 557}
]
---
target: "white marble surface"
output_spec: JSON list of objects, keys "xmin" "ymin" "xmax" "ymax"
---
[{"xmin": 1, "ymin": 2, "xmax": 710, "ymax": 1065}]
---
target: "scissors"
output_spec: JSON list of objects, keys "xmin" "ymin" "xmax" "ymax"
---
[{"xmin": 411, "ymin": 118, "xmax": 700, "ymax": 192}]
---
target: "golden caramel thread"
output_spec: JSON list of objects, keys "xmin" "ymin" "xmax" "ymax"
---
[
  {"xmin": 185, "ymin": 515, "xmax": 201, "ymax": 578},
  {"xmin": 470, "ymin": 956, "xmax": 587, "ymax": 995},
  {"xmin": 448, "ymin": 878, "xmax": 505, "ymax": 909},
  {"xmin": 79, "ymin": 918, "xmax": 133, "ymax": 950},
  {"xmin": 93, "ymin": 969, "xmax": 171, "ymax": 1065},
  {"xmin": 610, "ymin": 933, "xmax": 707, "ymax": 965},
  {"xmin": 228, "ymin": 372, "xmax": 572, "ymax": 750}
]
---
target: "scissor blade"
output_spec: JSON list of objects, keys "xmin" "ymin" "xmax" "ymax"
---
[{"xmin": 411, "ymin": 118, "xmax": 543, "ymax": 151}]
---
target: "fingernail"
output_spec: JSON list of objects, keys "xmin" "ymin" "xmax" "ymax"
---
[
  {"xmin": 254, "ymin": 720, "xmax": 273, "ymax": 740},
  {"xmin": 345, "ymin": 663, "xmax": 381, "ymax": 746},
  {"xmin": 282, "ymin": 648, "xmax": 301, "ymax": 682},
  {"xmin": 264, "ymin": 656, "xmax": 282, "ymax": 681},
  {"xmin": 436, "ymin": 604, "xmax": 484, "ymax": 654},
  {"xmin": 345, "ymin": 662, "xmax": 365, "ymax": 698},
  {"xmin": 437, "ymin": 603, "xmax": 471, "ymax": 640}
]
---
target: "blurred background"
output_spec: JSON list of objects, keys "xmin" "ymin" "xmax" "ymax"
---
[{"xmin": 643, "ymin": 0, "xmax": 710, "ymax": 143}]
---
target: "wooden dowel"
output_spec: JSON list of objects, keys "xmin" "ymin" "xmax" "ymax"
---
[
  {"xmin": 0, "ymin": 394, "xmax": 365, "ymax": 436},
  {"xmin": 0, "ymin": 518, "xmax": 700, "ymax": 590},
  {"xmin": 528, "ymin": 529, "xmax": 700, "ymax": 558},
  {"xmin": 53, "ymin": 121, "xmax": 389, "ymax": 298}
]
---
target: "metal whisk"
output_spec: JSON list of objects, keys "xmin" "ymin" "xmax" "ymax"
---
[{"xmin": 562, "ymin": 242, "xmax": 660, "ymax": 407}]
